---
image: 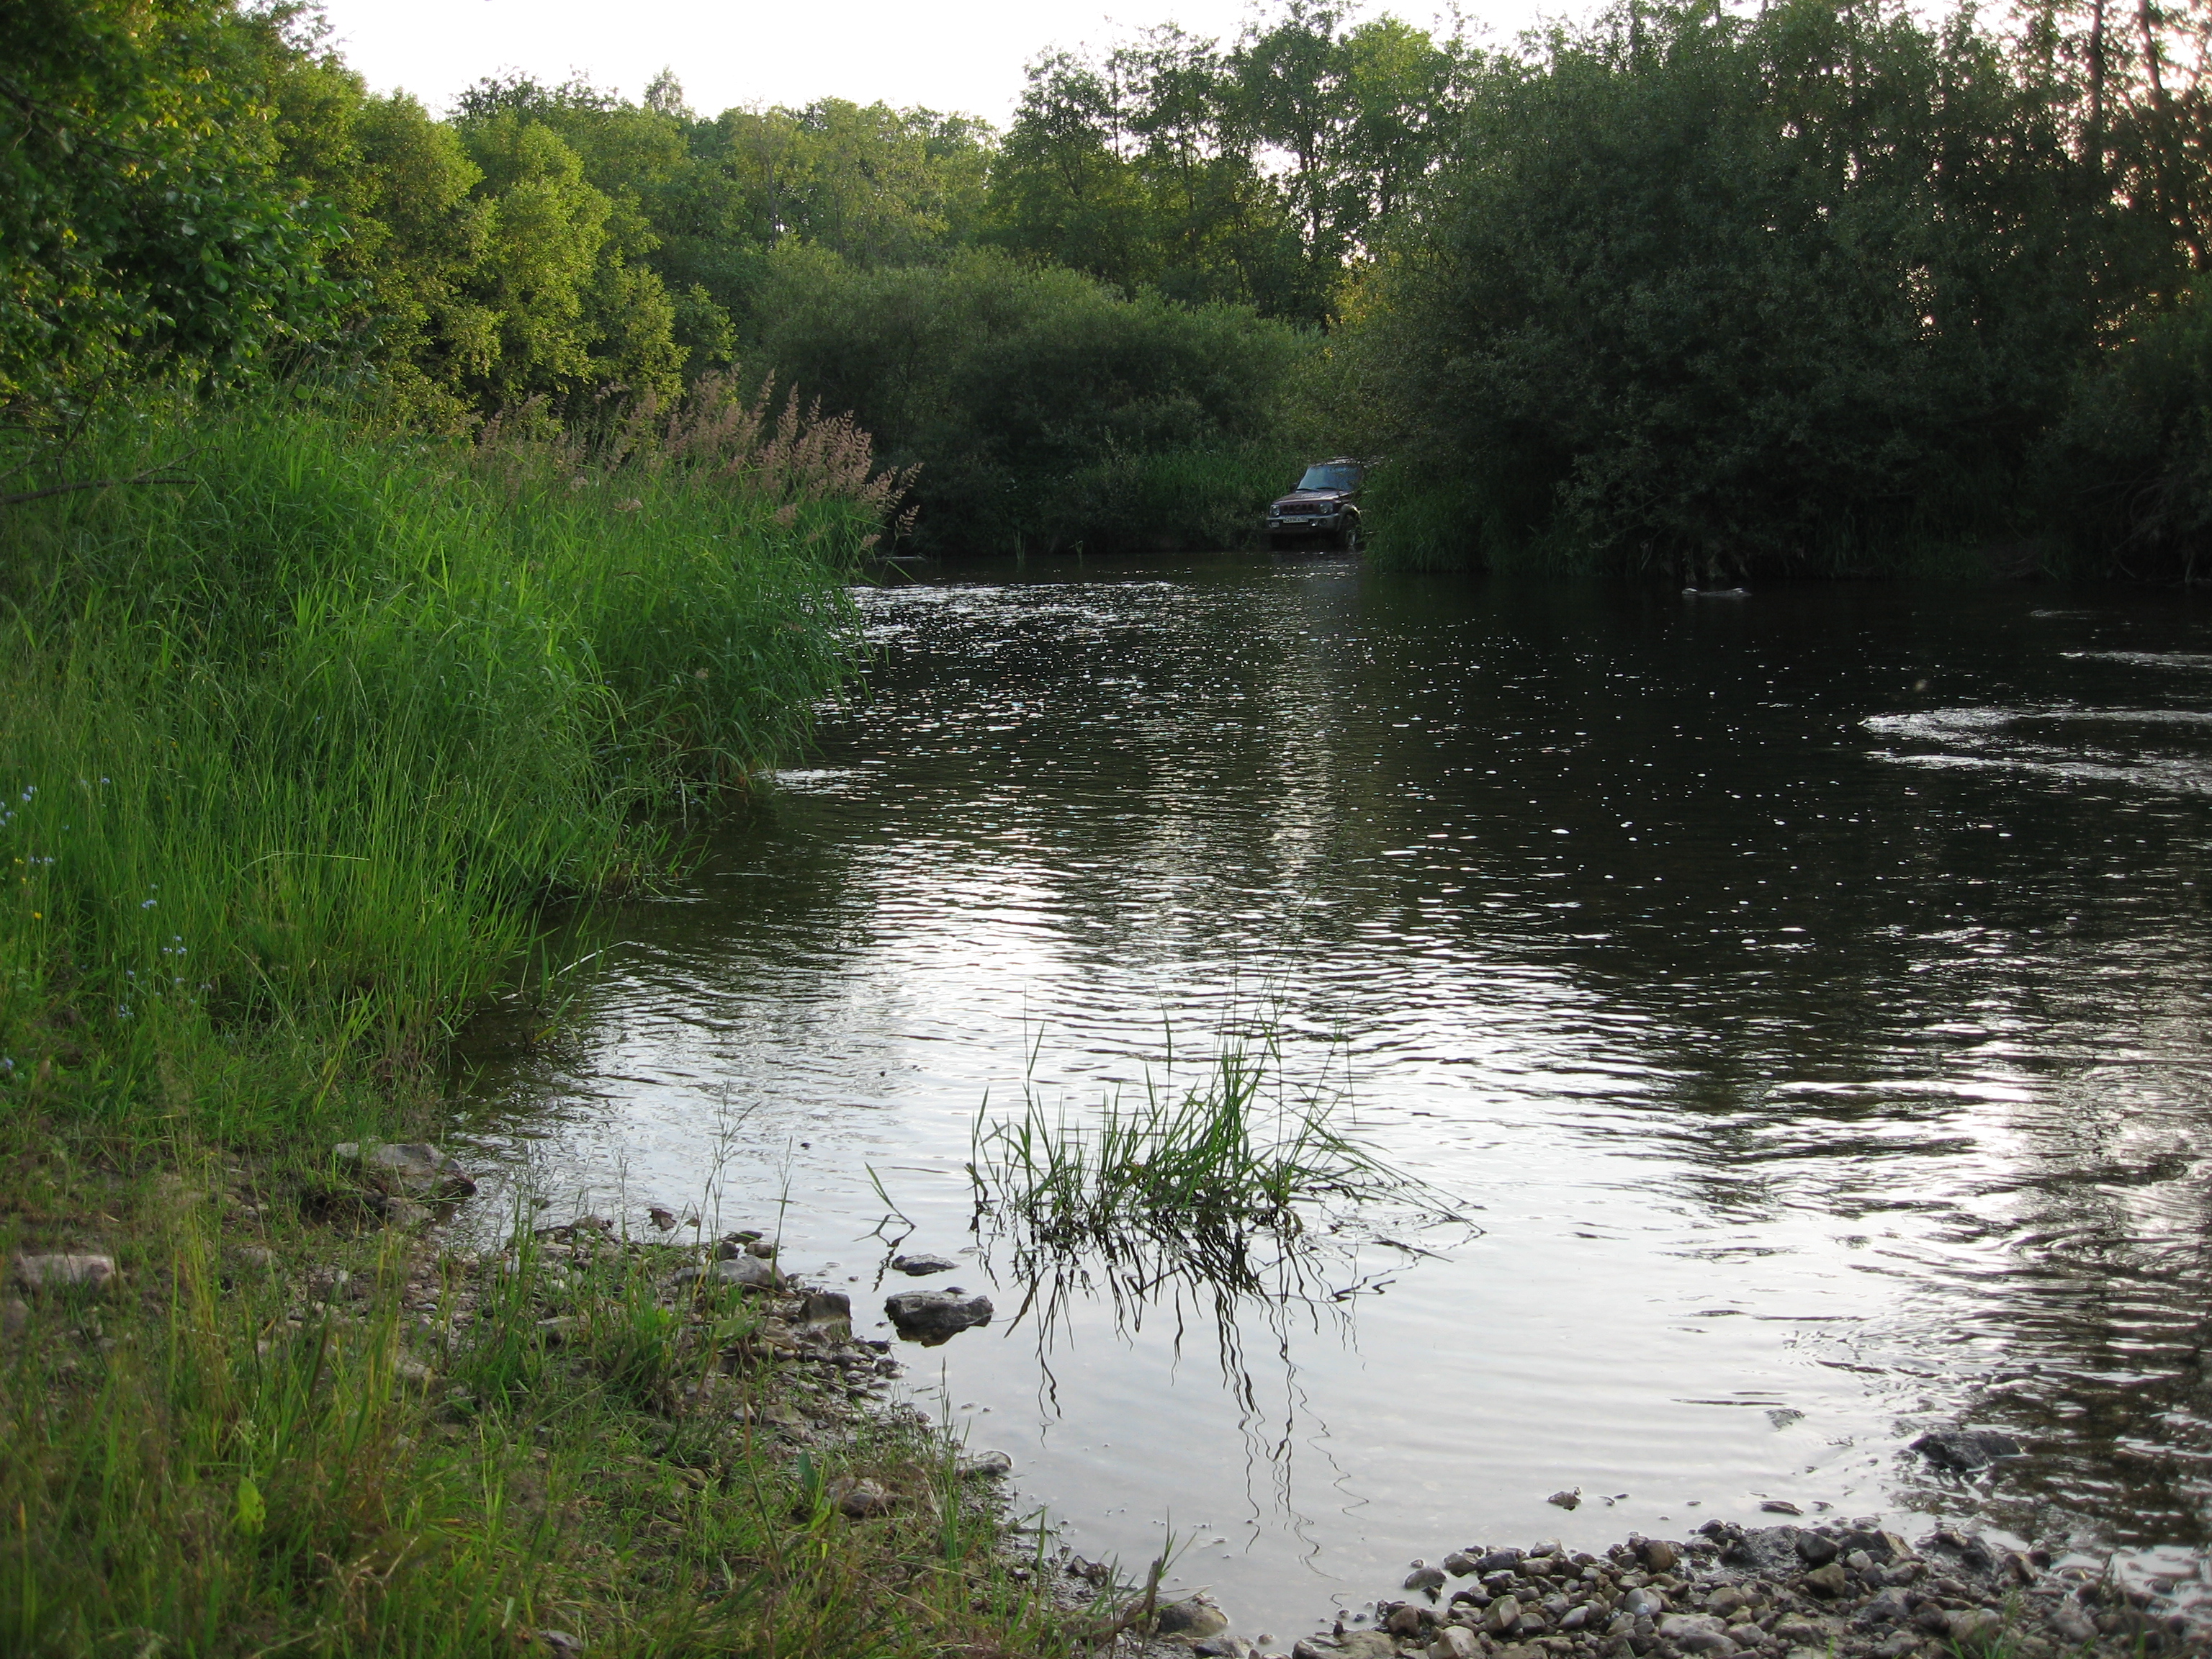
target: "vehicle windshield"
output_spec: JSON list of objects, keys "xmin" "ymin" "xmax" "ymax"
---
[{"xmin": 1297, "ymin": 463, "xmax": 1360, "ymax": 492}]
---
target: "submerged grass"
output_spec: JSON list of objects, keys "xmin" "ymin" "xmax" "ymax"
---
[{"xmin": 968, "ymin": 1036, "xmax": 1425, "ymax": 1246}]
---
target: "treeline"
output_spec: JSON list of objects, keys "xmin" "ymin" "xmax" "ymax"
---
[
  {"xmin": 1346, "ymin": 0, "xmax": 2212, "ymax": 581},
  {"xmin": 8, "ymin": 0, "xmax": 2212, "ymax": 574}
]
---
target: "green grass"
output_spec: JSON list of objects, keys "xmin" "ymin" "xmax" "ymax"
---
[
  {"xmin": 0, "ymin": 1169, "xmax": 1072, "ymax": 1655},
  {"xmin": 0, "ymin": 382, "xmax": 875, "ymax": 1151},
  {"xmin": 0, "ymin": 386, "xmax": 1084, "ymax": 1656}
]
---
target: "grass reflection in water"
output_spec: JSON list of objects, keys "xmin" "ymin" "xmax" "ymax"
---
[{"xmin": 963, "ymin": 1030, "xmax": 1473, "ymax": 1391}]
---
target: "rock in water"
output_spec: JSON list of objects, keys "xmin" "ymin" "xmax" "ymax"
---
[
  {"xmin": 891, "ymin": 1252, "xmax": 958, "ymax": 1275},
  {"xmin": 1910, "ymin": 1429, "xmax": 2021, "ymax": 1471},
  {"xmin": 1547, "ymin": 1489, "xmax": 1581, "ymax": 1509},
  {"xmin": 1155, "ymin": 1596, "xmax": 1230, "ymax": 1640},
  {"xmin": 884, "ymin": 1290, "xmax": 992, "ymax": 1344},
  {"xmin": 1406, "ymin": 1564, "xmax": 1448, "ymax": 1595},
  {"xmin": 958, "ymin": 1449, "xmax": 1014, "ymax": 1478}
]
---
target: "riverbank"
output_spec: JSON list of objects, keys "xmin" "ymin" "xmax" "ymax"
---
[
  {"xmin": 0, "ymin": 390, "xmax": 1097, "ymax": 1653},
  {"xmin": 0, "ymin": 1145, "xmax": 1092, "ymax": 1653}
]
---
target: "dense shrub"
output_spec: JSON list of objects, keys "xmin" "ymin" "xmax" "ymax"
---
[{"xmin": 751, "ymin": 246, "xmax": 1309, "ymax": 553}]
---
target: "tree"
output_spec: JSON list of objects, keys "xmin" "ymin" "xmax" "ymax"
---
[{"xmin": 0, "ymin": 0, "xmax": 345, "ymax": 421}]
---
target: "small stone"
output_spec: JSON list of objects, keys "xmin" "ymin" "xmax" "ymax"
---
[
  {"xmin": 536, "ymin": 1316, "xmax": 581, "ymax": 1346},
  {"xmin": 1549, "ymin": 1490, "xmax": 1582, "ymax": 1510},
  {"xmin": 14, "ymin": 1254, "xmax": 116, "ymax": 1292},
  {"xmin": 1869, "ymin": 1635, "xmax": 1920, "ymax": 1659},
  {"xmin": 1794, "ymin": 1532, "xmax": 1838, "ymax": 1566},
  {"xmin": 958, "ymin": 1449, "xmax": 1013, "ymax": 1479},
  {"xmin": 891, "ymin": 1253, "xmax": 958, "ymax": 1275},
  {"xmin": 0, "ymin": 1298, "xmax": 26, "ymax": 1339},
  {"xmin": 745, "ymin": 1238, "xmax": 776, "ymax": 1259},
  {"xmin": 1658, "ymin": 1614, "xmax": 1733, "ymax": 1654},
  {"xmin": 798, "ymin": 1290, "xmax": 853, "ymax": 1337},
  {"xmin": 1910, "ymin": 1429, "xmax": 2021, "ymax": 1472},
  {"xmin": 1431, "ymin": 1627, "xmax": 1479, "ymax": 1659},
  {"xmin": 1857, "ymin": 1590, "xmax": 1911, "ymax": 1627},
  {"xmin": 1760, "ymin": 1501, "xmax": 1803, "ymax": 1516},
  {"xmin": 1801, "ymin": 1564, "xmax": 1850, "ymax": 1599},
  {"xmin": 538, "ymin": 1631, "xmax": 585, "ymax": 1657},
  {"xmin": 1480, "ymin": 1550, "xmax": 1525, "ymax": 1575},
  {"xmin": 1488, "ymin": 1596, "xmax": 1524, "ymax": 1635},
  {"xmin": 1946, "ymin": 1609, "xmax": 2005, "ymax": 1651},
  {"xmin": 335, "ymin": 1141, "xmax": 476, "ymax": 1199},
  {"xmin": 395, "ymin": 1355, "xmax": 435, "ymax": 1385},
  {"xmin": 1706, "ymin": 1589, "xmax": 1749, "ymax": 1619},
  {"xmin": 1388, "ymin": 1604, "xmax": 1429, "ymax": 1636},
  {"xmin": 1560, "ymin": 1606, "xmax": 1593, "ymax": 1632},
  {"xmin": 1772, "ymin": 1621, "xmax": 1830, "ymax": 1648},
  {"xmin": 376, "ymin": 1195, "xmax": 433, "ymax": 1228},
  {"xmin": 1637, "ymin": 1539, "xmax": 1678, "ymax": 1573},
  {"xmin": 1845, "ymin": 1550, "xmax": 1874, "ymax": 1573},
  {"xmin": 673, "ymin": 1255, "xmax": 780, "ymax": 1290},
  {"xmin": 1339, "ymin": 1635, "xmax": 1397, "ymax": 1659},
  {"xmin": 827, "ymin": 1475, "xmax": 893, "ymax": 1517},
  {"xmin": 1156, "ymin": 1597, "xmax": 1231, "ymax": 1640},
  {"xmin": 1292, "ymin": 1642, "xmax": 1334, "ymax": 1659},
  {"xmin": 231, "ymin": 1245, "xmax": 276, "ymax": 1271},
  {"xmin": 1620, "ymin": 1589, "xmax": 1665, "ymax": 1619},
  {"xmin": 1408, "ymin": 1566, "xmax": 1449, "ymax": 1595},
  {"xmin": 1445, "ymin": 1552, "xmax": 1482, "ymax": 1578},
  {"xmin": 2048, "ymin": 1604, "xmax": 2096, "ymax": 1644}
]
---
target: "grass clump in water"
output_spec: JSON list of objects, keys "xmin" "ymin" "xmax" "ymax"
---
[{"xmin": 968, "ymin": 1032, "xmax": 1453, "ymax": 1268}]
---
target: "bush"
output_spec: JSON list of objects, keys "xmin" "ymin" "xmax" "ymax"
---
[
  {"xmin": 2036, "ymin": 292, "xmax": 2212, "ymax": 582},
  {"xmin": 750, "ymin": 245, "xmax": 1310, "ymax": 554}
]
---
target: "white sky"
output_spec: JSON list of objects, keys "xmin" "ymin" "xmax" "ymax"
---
[{"xmin": 313, "ymin": 0, "xmax": 1568, "ymax": 127}]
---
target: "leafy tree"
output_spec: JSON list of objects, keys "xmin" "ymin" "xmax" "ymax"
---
[
  {"xmin": 0, "ymin": 0, "xmax": 345, "ymax": 422},
  {"xmin": 1351, "ymin": 0, "xmax": 2180, "ymax": 576}
]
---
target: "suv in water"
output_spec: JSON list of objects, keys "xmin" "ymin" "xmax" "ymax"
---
[{"xmin": 1267, "ymin": 458, "xmax": 1364, "ymax": 549}]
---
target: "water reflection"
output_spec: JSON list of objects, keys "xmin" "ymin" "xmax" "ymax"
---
[{"xmin": 456, "ymin": 565, "xmax": 2212, "ymax": 1626}]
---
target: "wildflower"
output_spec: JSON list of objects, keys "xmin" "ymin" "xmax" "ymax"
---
[{"xmin": 141, "ymin": 898, "xmax": 157, "ymax": 909}]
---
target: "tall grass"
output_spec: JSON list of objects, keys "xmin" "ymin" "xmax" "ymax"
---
[{"xmin": 0, "ymin": 382, "xmax": 884, "ymax": 1150}]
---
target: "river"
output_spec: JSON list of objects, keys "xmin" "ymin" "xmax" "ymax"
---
[{"xmin": 456, "ymin": 558, "xmax": 2212, "ymax": 1634}]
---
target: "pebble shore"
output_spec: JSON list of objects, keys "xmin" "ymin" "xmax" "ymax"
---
[{"xmin": 1075, "ymin": 1522, "xmax": 2208, "ymax": 1659}]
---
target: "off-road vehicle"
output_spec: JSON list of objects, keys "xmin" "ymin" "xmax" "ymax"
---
[{"xmin": 1266, "ymin": 458, "xmax": 1364, "ymax": 550}]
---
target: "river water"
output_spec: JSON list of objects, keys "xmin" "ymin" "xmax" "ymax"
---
[{"xmin": 457, "ymin": 558, "xmax": 2212, "ymax": 1633}]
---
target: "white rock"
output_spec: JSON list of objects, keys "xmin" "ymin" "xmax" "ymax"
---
[{"xmin": 14, "ymin": 1254, "xmax": 116, "ymax": 1292}]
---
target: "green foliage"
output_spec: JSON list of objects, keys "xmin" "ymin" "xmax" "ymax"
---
[
  {"xmin": 0, "ymin": 1177, "xmax": 1068, "ymax": 1655},
  {"xmin": 0, "ymin": 0, "xmax": 348, "ymax": 421},
  {"xmin": 750, "ymin": 245, "xmax": 1308, "ymax": 553},
  {"xmin": 1346, "ymin": 0, "xmax": 2199, "ymax": 578},
  {"xmin": 985, "ymin": 6, "xmax": 1468, "ymax": 323},
  {"xmin": 2037, "ymin": 289, "xmax": 2212, "ymax": 580}
]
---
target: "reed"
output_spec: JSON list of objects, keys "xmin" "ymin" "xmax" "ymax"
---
[
  {"xmin": 0, "ymin": 387, "xmax": 884, "ymax": 1151},
  {"xmin": 968, "ymin": 1033, "xmax": 1439, "ymax": 1249}
]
